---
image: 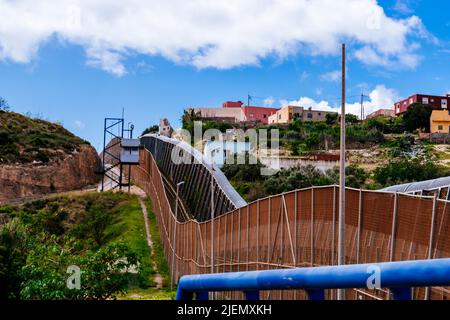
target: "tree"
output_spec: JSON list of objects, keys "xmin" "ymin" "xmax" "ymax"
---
[
  {"xmin": 20, "ymin": 241, "xmax": 138, "ymax": 300},
  {"xmin": 346, "ymin": 113, "xmax": 359, "ymax": 124},
  {"xmin": 402, "ymin": 103, "xmax": 433, "ymax": 133},
  {"xmin": 326, "ymin": 113, "xmax": 338, "ymax": 125},
  {"xmin": 222, "ymin": 152, "xmax": 266, "ymax": 182},
  {"xmin": 0, "ymin": 221, "xmax": 30, "ymax": 299},
  {"xmin": 264, "ymin": 165, "xmax": 335, "ymax": 195},
  {"xmin": 0, "ymin": 97, "xmax": 10, "ymax": 112},
  {"xmin": 373, "ymin": 158, "xmax": 448, "ymax": 187},
  {"xmin": 141, "ymin": 125, "xmax": 159, "ymax": 136},
  {"xmin": 326, "ymin": 164, "xmax": 368, "ymax": 189}
]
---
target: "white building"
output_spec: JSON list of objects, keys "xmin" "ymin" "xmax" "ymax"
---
[
  {"xmin": 159, "ymin": 118, "xmax": 173, "ymax": 137},
  {"xmin": 204, "ymin": 140, "xmax": 251, "ymax": 168}
]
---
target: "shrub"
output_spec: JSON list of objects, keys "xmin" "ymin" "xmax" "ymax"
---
[{"xmin": 373, "ymin": 158, "xmax": 448, "ymax": 187}]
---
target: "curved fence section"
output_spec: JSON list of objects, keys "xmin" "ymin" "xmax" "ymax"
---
[
  {"xmin": 131, "ymin": 148, "xmax": 450, "ymax": 300},
  {"xmin": 140, "ymin": 134, "xmax": 246, "ymax": 221}
]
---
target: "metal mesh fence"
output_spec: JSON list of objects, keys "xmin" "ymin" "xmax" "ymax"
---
[{"xmin": 132, "ymin": 149, "xmax": 450, "ymax": 300}]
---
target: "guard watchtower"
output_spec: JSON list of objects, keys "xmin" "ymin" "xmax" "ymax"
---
[
  {"xmin": 120, "ymin": 139, "xmax": 140, "ymax": 164},
  {"xmin": 100, "ymin": 117, "xmax": 141, "ymax": 192}
]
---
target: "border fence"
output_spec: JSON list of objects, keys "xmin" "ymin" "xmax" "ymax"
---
[{"xmin": 131, "ymin": 148, "xmax": 450, "ymax": 300}]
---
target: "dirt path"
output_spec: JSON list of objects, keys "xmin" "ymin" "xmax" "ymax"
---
[
  {"xmin": 138, "ymin": 196, "xmax": 163, "ymax": 289},
  {"xmin": 97, "ymin": 173, "xmax": 163, "ymax": 289}
]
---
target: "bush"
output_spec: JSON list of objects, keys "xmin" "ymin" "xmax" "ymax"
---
[
  {"xmin": 373, "ymin": 158, "xmax": 448, "ymax": 187},
  {"xmin": 222, "ymin": 152, "xmax": 266, "ymax": 182},
  {"xmin": 326, "ymin": 164, "xmax": 369, "ymax": 189},
  {"xmin": 403, "ymin": 103, "xmax": 433, "ymax": 133},
  {"xmin": 264, "ymin": 165, "xmax": 335, "ymax": 195}
]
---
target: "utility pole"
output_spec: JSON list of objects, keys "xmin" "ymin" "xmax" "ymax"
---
[
  {"xmin": 360, "ymin": 92, "xmax": 369, "ymax": 121},
  {"xmin": 338, "ymin": 43, "xmax": 346, "ymax": 301},
  {"xmin": 360, "ymin": 92, "xmax": 365, "ymax": 121}
]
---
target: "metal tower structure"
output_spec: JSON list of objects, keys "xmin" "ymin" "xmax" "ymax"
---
[{"xmin": 100, "ymin": 117, "xmax": 135, "ymax": 192}]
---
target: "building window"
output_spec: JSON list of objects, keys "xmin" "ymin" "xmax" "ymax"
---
[
  {"xmin": 423, "ymin": 97, "xmax": 429, "ymax": 104},
  {"xmin": 409, "ymin": 98, "xmax": 413, "ymax": 104},
  {"xmin": 438, "ymin": 125, "xmax": 443, "ymax": 131},
  {"xmin": 442, "ymin": 99, "xmax": 448, "ymax": 109},
  {"xmin": 279, "ymin": 114, "xmax": 281, "ymax": 119},
  {"xmin": 263, "ymin": 114, "xmax": 267, "ymax": 118},
  {"xmin": 307, "ymin": 113, "xmax": 313, "ymax": 119}
]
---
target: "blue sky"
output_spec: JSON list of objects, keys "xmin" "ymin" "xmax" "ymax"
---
[{"xmin": 0, "ymin": 0, "xmax": 449, "ymax": 151}]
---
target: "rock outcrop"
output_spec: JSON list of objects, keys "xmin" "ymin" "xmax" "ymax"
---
[{"xmin": 0, "ymin": 144, "xmax": 100, "ymax": 202}]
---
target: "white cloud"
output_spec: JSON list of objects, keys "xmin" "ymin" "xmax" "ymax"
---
[
  {"xmin": 74, "ymin": 120, "xmax": 85, "ymax": 129},
  {"xmin": 280, "ymin": 85, "xmax": 399, "ymax": 119},
  {"xmin": 393, "ymin": 0, "xmax": 413, "ymax": 14},
  {"xmin": 321, "ymin": 70, "xmax": 341, "ymax": 82},
  {"xmin": 0, "ymin": 0, "xmax": 434, "ymax": 75},
  {"xmin": 264, "ymin": 96, "xmax": 275, "ymax": 107},
  {"xmin": 299, "ymin": 71, "xmax": 309, "ymax": 82}
]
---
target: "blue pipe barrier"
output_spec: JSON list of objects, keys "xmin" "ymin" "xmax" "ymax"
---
[{"xmin": 176, "ymin": 258, "xmax": 450, "ymax": 300}]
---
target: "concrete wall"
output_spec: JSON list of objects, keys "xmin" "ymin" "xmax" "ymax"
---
[{"xmin": 259, "ymin": 156, "xmax": 343, "ymax": 172}]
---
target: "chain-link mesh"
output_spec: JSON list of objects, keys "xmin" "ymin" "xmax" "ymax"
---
[{"xmin": 132, "ymin": 149, "xmax": 450, "ymax": 300}]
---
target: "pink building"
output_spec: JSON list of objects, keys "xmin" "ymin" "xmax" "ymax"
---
[
  {"xmin": 189, "ymin": 101, "xmax": 279, "ymax": 124},
  {"xmin": 366, "ymin": 109, "xmax": 395, "ymax": 119}
]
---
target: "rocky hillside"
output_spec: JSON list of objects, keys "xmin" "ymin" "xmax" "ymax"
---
[{"xmin": 0, "ymin": 110, "xmax": 100, "ymax": 202}]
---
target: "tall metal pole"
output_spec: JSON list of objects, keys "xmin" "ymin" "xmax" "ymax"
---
[
  {"xmin": 171, "ymin": 181, "xmax": 184, "ymax": 290},
  {"xmin": 210, "ymin": 163, "xmax": 215, "ymax": 300},
  {"xmin": 210, "ymin": 163, "xmax": 215, "ymax": 274},
  {"xmin": 338, "ymin": 43, "xmax": 346, "ymax": 301}
]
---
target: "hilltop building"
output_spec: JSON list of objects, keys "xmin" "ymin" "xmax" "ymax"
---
[
  {"xmin": 159, "ymin": 118, "xmax": 173, "ymax": 137},
  {"xmin": 394, "ymin": 94, "xmax": 450, "ymax": 115},
  {"xmin": 186, "ymin": 101, "xmax": 279, "ymax": 124},
  {"xmin": 430, "ymin": 110, "xmax": 450, "ymax": 134},
  {"xmin": 366, "ymin": 109, "xmax": 395, "ymax": 119},
  {"xmin": 268, "ymin": 105, "xmax": 337, "ymax": 124}
]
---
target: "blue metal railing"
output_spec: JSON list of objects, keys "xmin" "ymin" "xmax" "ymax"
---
[{"xmin": 176, "ymin": 258, "xmax": 450, "ymax": 300}]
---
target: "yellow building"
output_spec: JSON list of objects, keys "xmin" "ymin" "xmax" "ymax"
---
[
  {"xmin": 430, "ymin": 110, "xmax": 450, "ymax": 133},
  {"xmin": 268, "ymin": 105, "xmax": 336, "ymax": 124}
]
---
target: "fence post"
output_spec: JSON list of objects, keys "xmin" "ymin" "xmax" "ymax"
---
[
  {"xmin": 238, "ymin": 208, "xmax": 241, "ymax": 273},
  {"xmin": 223, "ymin": 213, "xmax": 228, "ymax": 274},
  {"xmin": 357, "ymin": 189, "xmax": 363, "ymax": 264},
  {"xmin": 257, "ymin": 200, "xmax": 260, "ymax": 270},
  {"xmin": 311, "ymin": 187, "xmax": 315, "ymax": 267},
  {"xmin": 294, "ymin": 191, "xmax": 298, "ymax": 300},
  {"xmin": 425, "ymin": 194, "xmax": 438, "ymax": 300},
  {"xmin": 247, "ymin": 205, "xmax": 250, "ymax": 271},
  {"xmin": 268, "ymin": 197, "xmax": 271, "ymax": 266},
  {"xmin": 389, "ymin": 193, "xmax": 399, "ymax": 262}
]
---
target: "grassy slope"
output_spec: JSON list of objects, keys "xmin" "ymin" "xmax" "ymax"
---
[
  {"xmin": 1, "ymin": 192, "xmax": 157, "ymax": 294},
  {"xmin": 102, "ymin": 193, "xmax": 155, "ymax": 288},
  {"xmin": 0, "ymin": 110, "xmax": 89, "ymax": 164},
  {"xmin": 119, "ymin": 198, "xmax": 175, "ymax": 300}
]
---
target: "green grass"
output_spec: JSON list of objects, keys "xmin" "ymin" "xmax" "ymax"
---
[
  {"xmin": 0, "ymin": 110, "xmax": 89, "ymax": 164},
  {"xmin": 120, "ymin": 288, "xmax": 175, "ymax": 300},
  {"xmin": 2, "ymin": 191, "xmax": 177, "ymax": 299},
  {"xmin": 104, "ymin": 194, "xmax": 155, "ymax": 288},
  {"xmin": 145, "ymin": 198, "xmax": 171, "ymax": 287}
]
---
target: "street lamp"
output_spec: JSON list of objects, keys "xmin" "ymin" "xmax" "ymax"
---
[{"xmin": 171, "ymin": 180, "xmax": 185, "ymax": 290}]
